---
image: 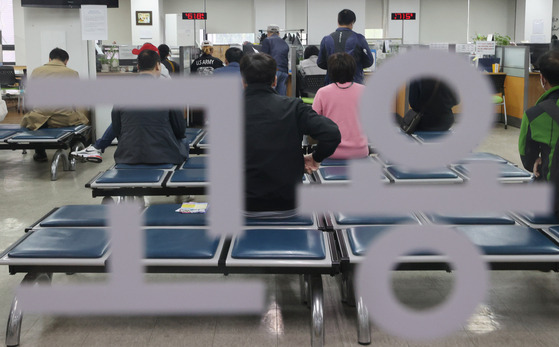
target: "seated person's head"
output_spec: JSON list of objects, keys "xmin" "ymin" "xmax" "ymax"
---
[
  {"xmin": 327, "ymin": 52, "xmax": 355, "ymax": 84},
  {"xmin": 225, "ymin": 47, "xmax": 244, "ymax": 64},
  {"xmin": 137, "ymin": 49, "xmax": 161, "ymax": 75},
  {"xmin": 304, "ymin": 46, "xmax": 319, "ymax": 60},
  {"xmin": 240, "ymin": 53, "xmax": 277, "ymax": 87},
  {"xmin": 158, "ymin": 44, "xmax": 171, "ymax": 60},
  {"xmin": 201, "ymin": 41, "xmax": 214, "ymax": 55},
  {"xmin": 49, "ymin": 47, "xmax": 70, "ymax": 65},
  {"xmin": 538, "ymin": 50, "xmax": 559, "ymax": 87}
]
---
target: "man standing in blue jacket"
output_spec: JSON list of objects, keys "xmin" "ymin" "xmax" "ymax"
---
[
  {"xmin": 261, "ymin": 24, "xmax": 289, "ymax": 95},
  {"xmin": 317, "ymin": 9, "xmax": 374, "ymax": 85}
]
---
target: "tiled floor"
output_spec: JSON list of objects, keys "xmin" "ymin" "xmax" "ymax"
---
[{"xmin": 1, "ymin": 122, "xmax": 559, "ymax": 346}]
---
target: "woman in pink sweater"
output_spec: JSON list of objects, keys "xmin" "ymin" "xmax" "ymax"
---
[{"xmin": 312, "ymin": 52, "xmax": 369, "ymax": 159}]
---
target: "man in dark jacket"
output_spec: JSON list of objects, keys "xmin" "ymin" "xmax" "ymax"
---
[
  {"xmin": 519, "ymin": 50, "xmax": 559, "ymax": 217},
  {"xmin": 241, "ymin": 53, "xmax": 341, "ymax": 217},
  {"xmin": 112, "ymin": 50, "xmax": 188, "ymax": 165},
  {"xmin": 317, "ymin": 9, "xmax": 374, "ymax": 85}
]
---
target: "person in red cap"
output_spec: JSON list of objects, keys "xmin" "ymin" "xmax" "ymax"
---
[{"xmin": 131, "ymin": 42, "xmax": 171, "ymax": 79}]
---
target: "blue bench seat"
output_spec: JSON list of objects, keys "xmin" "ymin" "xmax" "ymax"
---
[
  {"xmin": 8, "ymin": 228, "xmax": 109, "ymax": 258},
  {"xmin": 93, "ymin": 169, "xmax": 167, "ymax": 186},
  {"xmin": 0, "ymin": 129, "xmax": 21, "ymax": 140},
  {"xmin": 145, "ymin": 228, "xmax": 220, "ymax": 259},
  {"xmin": 334, "ymin": 212, "xmax": 417, "ymax": 225},
  {"xmin": 385, "ymin": 166, "xmax": 460, "ymax": 182},
  {"xmin": 413, "ymin": 131, "xmax": 452, "ymax": 143},
  {"xmin": 457, "ymin": 152, "xmax": 509, "ymax": 164},
  {"xmin": 453, "ymin": 163, "xmax": 532, "ymax": 181},
  {"xmin": 166, "ymin": 168, "xmax": 207, "ymax": 187},
  {"xmin": 40, "ymin": 205, "xmax": 109, "ymax": 227},
  {"xmin": 8, "ymin": 126, "xmax": 86, "ymax": 142},
  {"xmin": 180, "ymin": 156, "xmax": 206, "ymax": 169},
  {"xmin": 143, "ymin": 204, "xmax": 314, "ymax": 227},
  {"xmin": 424, "ymin": 212, "xmax": 515, "ymax": 225},
  {"xmin": 114, "ymin": 163, "xmax": 175, "ymax": 170},
  {"xmin": 231, "ymin": 229, "xmax": 326, "ymax": 260},
  {"xmin": 514, "ymin": 212, "xmax": 559, "ymax": 226}
]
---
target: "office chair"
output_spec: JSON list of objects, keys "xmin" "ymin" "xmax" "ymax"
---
[
  {"xmin": 299, "ymin": 73, "xmax": 325, "ymax": 104},
  {"xmin": 489, "ymin": 73, "xmax": 508, "ymax": 129},
  {"xmin": 0, "ymin": 66, "xmax": 17, "ymax": 88}
]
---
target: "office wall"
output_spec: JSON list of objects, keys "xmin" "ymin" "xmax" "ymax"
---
[
  {"xmin": 389, "ymin": 0, "xmax": 420, "ymax": 44},
  {"xmin": 307, "ymin": 0, "xmax": 365, "ymax": 45},
  {"xmin": 13, "ymin": 0, "xmax": 25, "ymax": 65},
  {"xmin": 515, "ymin": 0, "xmax": 526, "ymax": 42},
  {"xmin": 23, "ymin": 7, "xmax": 90, "ymax": 78},
  {"xmin": 523, "ymin": 0, "xmax": 553, "ymax": 43},
  {"xmin": 553, "ymin": 0, "xmax": 559, "ymax": 38},
  {"xmin": 470, "ymin": 0, "xmax": 516, "ymax": 42},
  {"xmin": 286, "ymin": 0, "xmax": 307, "ymax": 34},
  {"xmin": 254, "ymin": 0, "xmax": 285, "ymax": 39},
  {"xmin": 163, "ymin": 0, "xmax": 253, "ymax": 36},
  {"xmin": 105, "ymin": 0, "xmax": 132, "ymax": 45},
  {"xmin": 130, "ymin": 0, "xmax": 162, "ymax": 45},
  {"xmin": 419, "ymin": 0, "xmax": 467, "ymax": 44},
  {"xmin": 366, "ymin": 0, "xmax": 384, "ymax": 31}
]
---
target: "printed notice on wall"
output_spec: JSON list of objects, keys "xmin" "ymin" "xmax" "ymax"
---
[
  {"xmin": 80, "ymin": 5, "xmax": 108, "ymax": 41},
  {"xmin": 475, "ymin": 41, "xmax": 496, "ymax": 55}
]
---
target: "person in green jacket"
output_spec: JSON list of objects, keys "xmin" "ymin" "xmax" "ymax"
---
[{"xmin": 519, "ymin": 50, "xmax": 559, "ymax": 216}]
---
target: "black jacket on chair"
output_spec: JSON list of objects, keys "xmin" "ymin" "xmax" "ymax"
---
[{"xmin": 409, "ymin": 78, "xmax": 459, "ymax": 132}]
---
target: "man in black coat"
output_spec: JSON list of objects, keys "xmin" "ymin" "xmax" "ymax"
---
[{"xmin": 241, "ymin": 53, "xmax": 341, "ymax": 217}]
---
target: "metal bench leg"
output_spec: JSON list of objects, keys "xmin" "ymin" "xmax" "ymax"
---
[
  {"xmin": 346, "ymin": 270, "xmax": 356, "ymax": 307},
  {"xmin": 6, "ymin": 273, "xmax": 52, "ymax": 347},
  {"xmin": 50, "ymin": 149, "xmax": 69, "ymax": 181},
  {"xmin": 69, "ymin": 141, "xmax": 85, "ymax": 171},
  {"xmin": 310, "ymin": 274, "xmax": 324, "ymax": 347},
  {"xmin": 299, "ymin": 274, "xmax": 307, "ymax": 305},
  {"xmin": 357, "ymin": 296, "xmax": 371, "ymax": 345}
]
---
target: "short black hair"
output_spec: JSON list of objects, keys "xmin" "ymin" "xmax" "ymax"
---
[
  {"xmin": 225, "ymin": 47, "xmax": 244, "ymax": 64},
  {"xmin": 240, "ymin": 53, "xmax": 276, "ymax": 85},
  {"xmin": 327, "ymin": 52, "xmax": 355, "ymax": 84},
  {"xmin": 304, "ymin": 46, "xmax": 319, "ymax": 60},
  {"xmin": 538, "ymin": 50, "xmax": 559, "ymax": 86},
  {"xmin": 49, "ymin": 47, "xmax": 69, "ymax": 62},
  {"xmin": 158, "ymin": 44, "xmax": 171, "ymax": 59},
  {"xmin": 338, "ymin": 9, "xmax": 356, "ymax": 26},
  {"xmin": 137, "ymin": 49, "xmax": 161, "ymax": 71}
]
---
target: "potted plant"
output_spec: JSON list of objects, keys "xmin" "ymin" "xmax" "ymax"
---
[{"xmin": 99, "ymin": 55, "xmax": 110, "ymax": 72}]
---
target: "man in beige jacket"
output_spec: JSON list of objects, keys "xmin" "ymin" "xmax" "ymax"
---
[{"xmin": 20, "ymin": 47, "xmax": 89, "ymax": 161}]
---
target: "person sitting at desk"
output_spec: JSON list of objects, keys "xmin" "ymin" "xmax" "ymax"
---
[
  {"xmin": 312, "ymin": 52, "xmax": 368, "ymax": 159},
  {"xmin": 214, "ymin": 47, "xmax": 243, "ymax": 75},
  {"xmin": 299, "ymin": 46, "xmax": 326, "ymax": 76},
  {"xmin": 242, "ymin": 53, "xmax": 341, "ymax": 217},
  {"xmin": 112, "ymin": 50, "xmax": 188, "ymax": 165},
  {"xmin": 20, "ymin": 47, "xmax": 89, "ymax": 162}
]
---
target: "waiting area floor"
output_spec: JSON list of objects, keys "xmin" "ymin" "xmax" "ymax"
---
[{"xmin": 1, "ymin": 123, "xmax": 559, "ymax": 346}]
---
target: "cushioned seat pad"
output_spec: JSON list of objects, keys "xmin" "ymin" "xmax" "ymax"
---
[
  {"xmin": 8, "ymin": 228, "xmax": 109, "ymax": 258},
  {"xmin": 413, "ymin": 131, "xmax": 451, "ymax": 142},
  {"xmin": 180, "ymin": 156, "xmax": 206, "ymax": 169},
  {"xmin": 96, "ymin": 169, "xmax": 165, "ymax": 184},
  {"xmin": 144, "ymin": 204, "xmax": 207, "ymax": 226},
  {"xmin": 231, "ymin": 229, "xmax": 326, "ymax": 259},
  {"xmin": 0, "ymin": 129, "xmax": 19, "ymax": 140},
  {"xmin": 387, "ymin": 166, "xmax": 458, "ymax": 179},
  {"xmin": 114, "ymin": 163, "xmax": 175, "ymax": 170},
  {"xmin": 454, "ymin": 164, "xmax": 531, "ymax": 178},
  {"xmin": 170, "ymin": 168, "xmax": 206, "ymax": 183},
  {"xmin": 246, "ymin": 215, "xmax": 314, "ymax": 226},
  {"xmin": 319, "ymin": 166, "xmax": 348, "ymax": 180},
  {"xmin": 145, "ymin": 228, "xmax": 219, "ymax": 259},
  {"xmin": 456, "ymin": 225, "xmax": 559, "ymax": 255},
  {"xmin": 335, "ymin": 212, "xmax": 417, "ymax": 225},
  {"xmin": 515, "ymin": 212, "xmax": 559, "ymax": 225},
  {"xmin": 11, "ymin": 127, "xmax": 73, "ymax": 140},
  {"xmin": 347, "ymin": 226, "xmax": 397, "ymax": 256},
  {"xmin": 426, "ymin": 213, "xmax": 515, "ymax": 225},
  {"xmin": 40, "ymin": 205, "xmax": 108, "ymax": 227},
  {"xmin": 458, "ymin": 152, "xmax": 508, "ymax": 164}
]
